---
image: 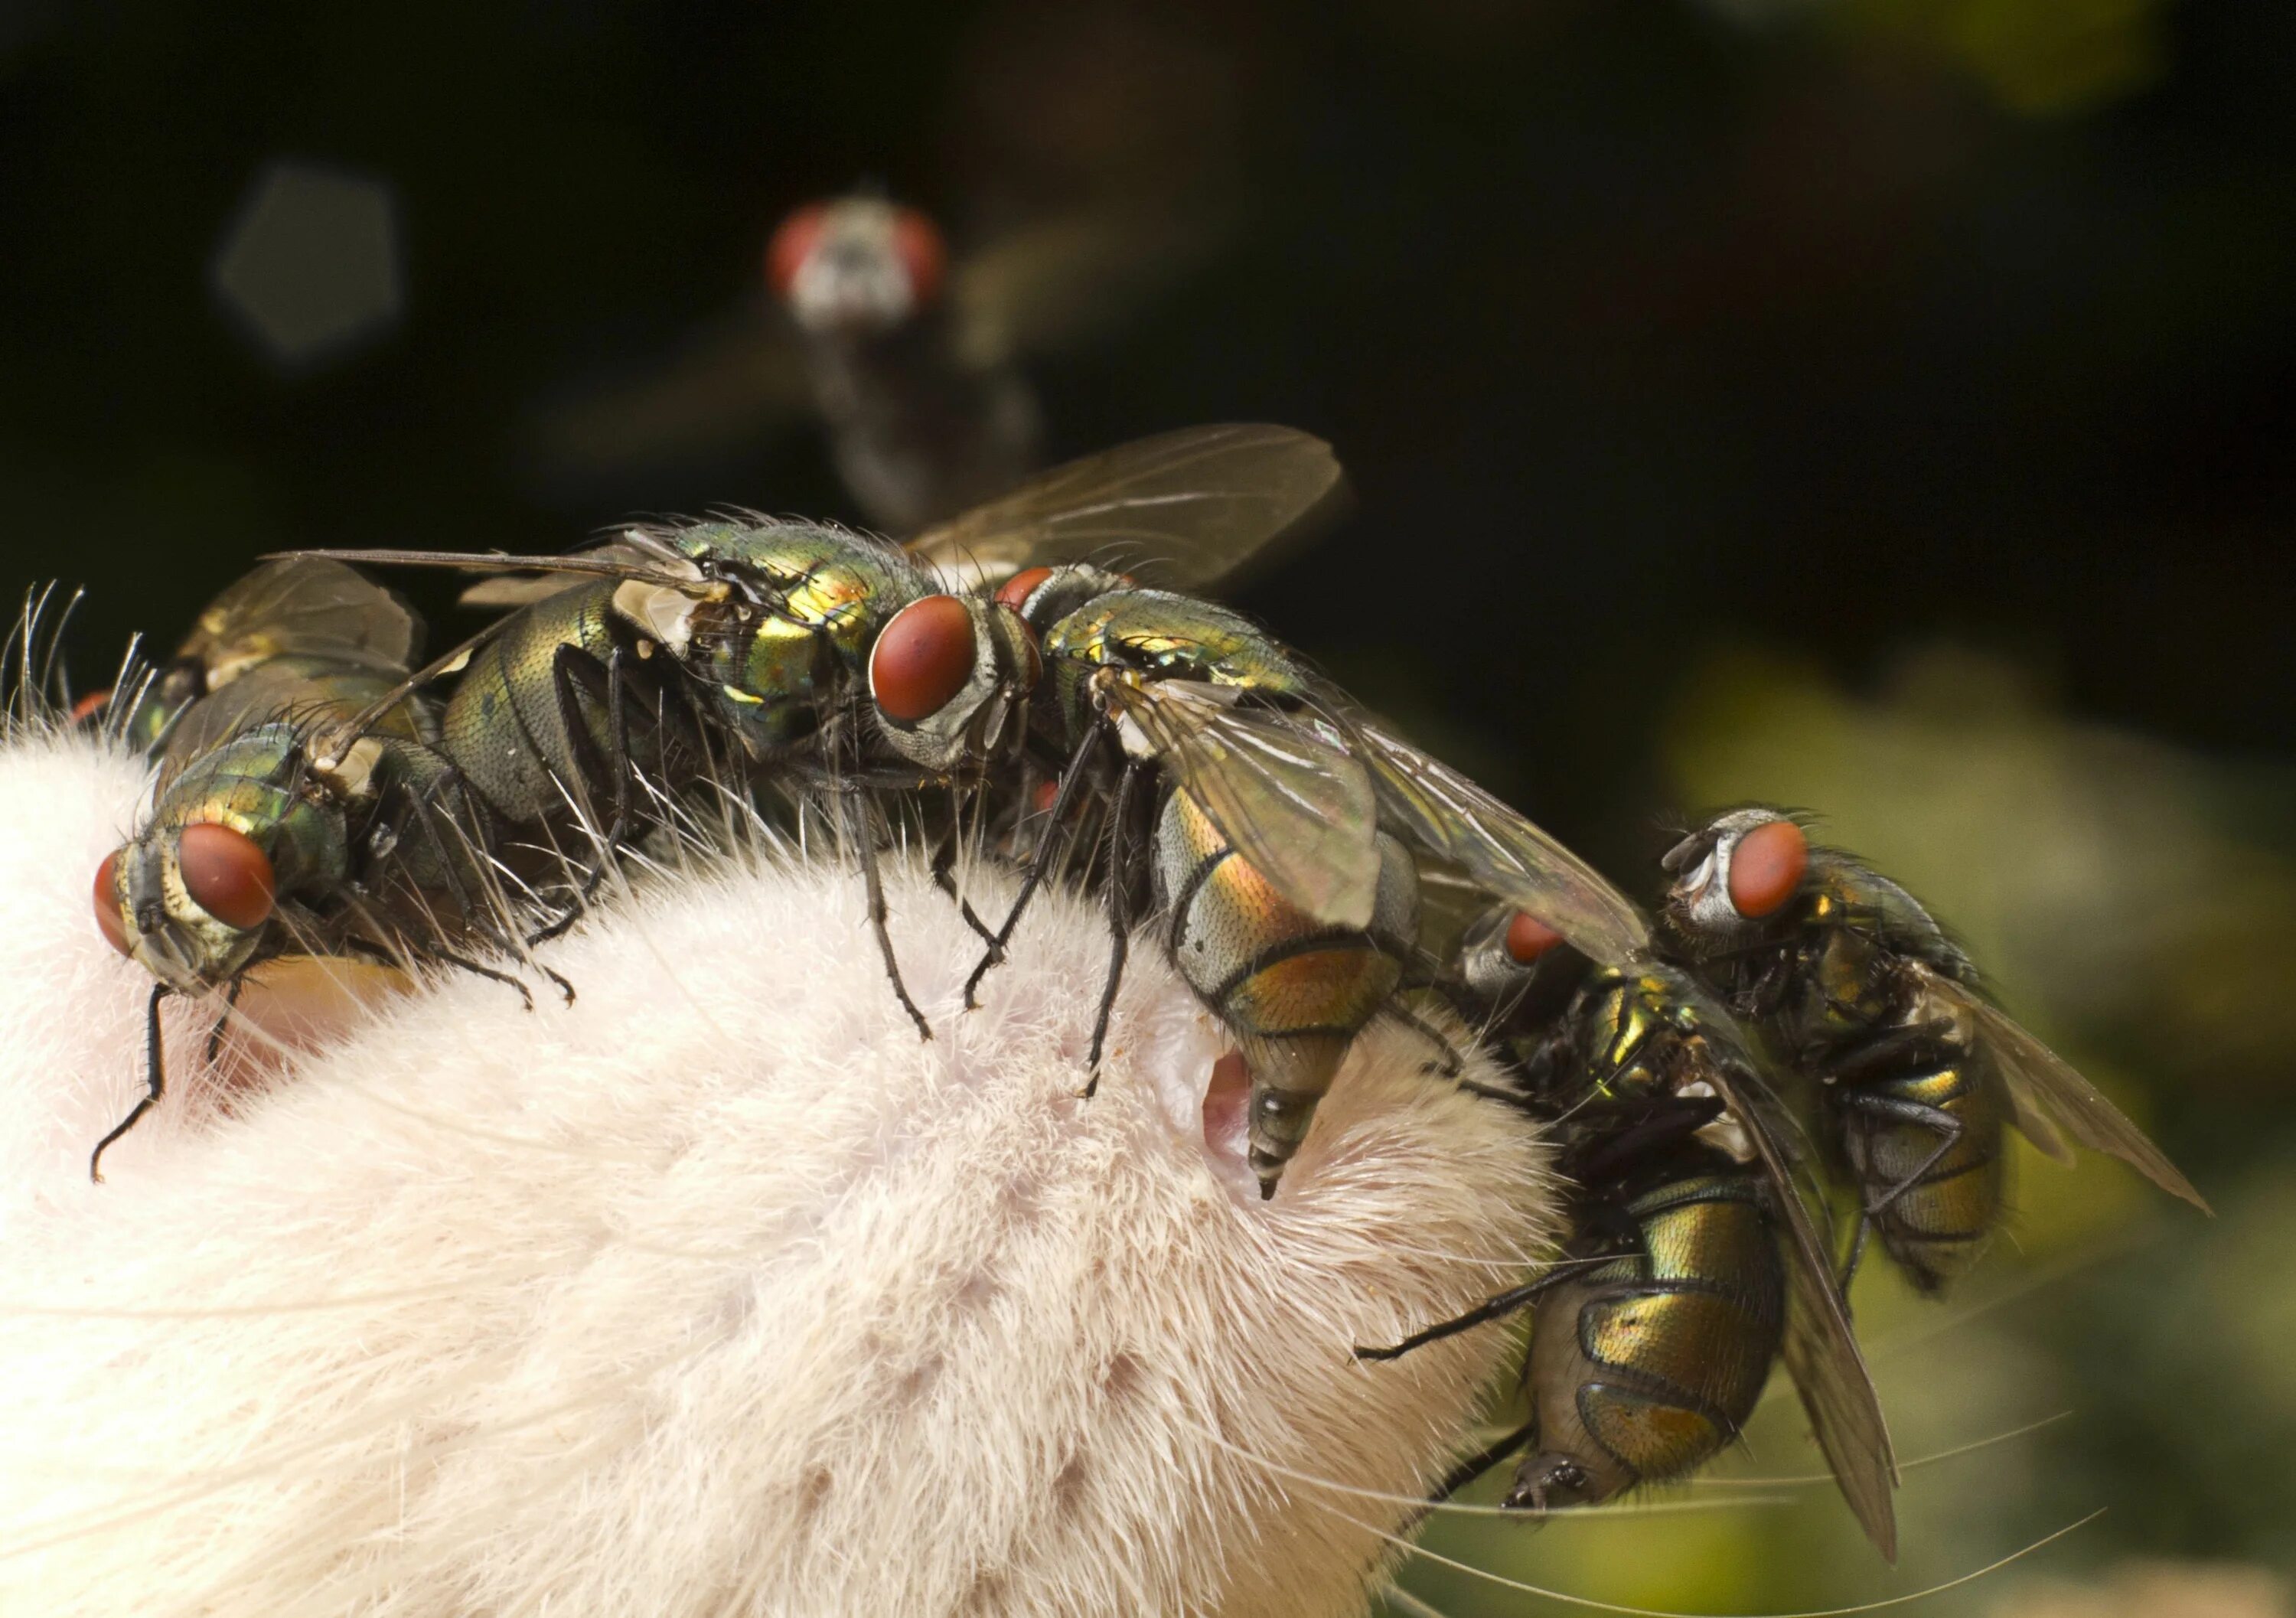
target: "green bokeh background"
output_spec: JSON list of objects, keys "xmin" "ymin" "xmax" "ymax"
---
[{"xmin": 4, "ymin": 2, "xmax": 2289, "ymax": 1611}]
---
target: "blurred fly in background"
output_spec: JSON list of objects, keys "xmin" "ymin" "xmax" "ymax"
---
[{"xmin": 4, "ymin": 0, "xmax": 2294, "ymax": 1612}]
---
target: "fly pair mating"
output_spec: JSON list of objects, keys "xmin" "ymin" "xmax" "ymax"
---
[
  {"xmin": 1362, "ymin": 812, "xmax": 2211, "ymax": 1558},
  {"xmin": 1655, "ymin": 810, "xmax": 2210, "ymax": 1293},
  {"xmin": 86, "ymin": 557, "xmax": 607, "ymax": 1176},
  {"xmin": 1374, "ymin": 883, "xmax": 1902, "ymax": 1558},
  {"xmin": 290, "ymin": 423, "xmax": 1352, "ymax": 1055},
  {"xmin": 294, "ymin": 422, "xmax": 1649, "ymax": 1202}
]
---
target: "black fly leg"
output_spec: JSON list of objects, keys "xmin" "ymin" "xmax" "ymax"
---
[
  {"xmin": 91, "ymin": 983, "xmax": 172, "ymax": 1183},
  {"xmin": 526, "ymin": 644, "xmax": 634, "ymax": 947},
  {"xmin": 1080, "ymin": 762, "xmax": 1143, "ymax": 1097},
  {"xmin": 202, "ymin": 974, "xmax": 247, "ymax": 1064},
  {"xmin": 1837, "ymin": 1087, "xmax": 1966, "ymax": 1221},
  {"xmin": 964, "ymin": 726, "xmax": 1103, "ymax": 1009},
  {"xmin": 846, "ymin": 787, "xmax": 933, "ymax": 1041},
  {"xmin": 429, "ymin": 946, "xmax": 540, "ymax": 1010},
  {"xmin": 1430, "ymin": 1420, "xmax": 1539, "ymax": 1505},
  {"xmin": 1354, "ymin": 1269, "xmax": 1568, "ymax": 1362},
  {"xmin": 1839, "ymin": 1213, "xmax": 1874, "ymax": 1296},
  {"xmin": 1383, "ymin": 1003, "xmax": 1466, "ymax": 1078},
  {"xmin": 928, "ymin": 788, "xmax": 999, "ymax": 947}
]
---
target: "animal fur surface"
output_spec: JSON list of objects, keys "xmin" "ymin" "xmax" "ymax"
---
[{"xmin": 0, "ymin": 729, "xmax": 1557, "ymax": 1617}]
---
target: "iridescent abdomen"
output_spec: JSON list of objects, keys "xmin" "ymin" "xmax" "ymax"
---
[
  {"xmin": 1518, "ymin": 1168, "xmax": 1785, "ymax": 1505},
  {"xmin": 1153, "ymin": 787, "xmax": 1417, "ymax": 1196},
  {"xmin": 438, "ymin": 582, "xmax": 628, "ymax": 821},
  {"xmin": 1837, "ymin": 1043, "xmax": 2007, "ymax": 1291}
]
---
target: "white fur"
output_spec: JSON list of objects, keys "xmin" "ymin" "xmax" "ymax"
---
[{"xmin": 0, "ymin": 732, "xmax": 1557, "ymax": 1617}]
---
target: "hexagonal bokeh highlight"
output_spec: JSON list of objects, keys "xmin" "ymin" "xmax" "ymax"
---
[{"xmin": 210, "ymin": 161, "xmax": 403, "ymax": 370}]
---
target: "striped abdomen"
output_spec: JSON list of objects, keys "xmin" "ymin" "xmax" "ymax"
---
[
  {"xmin": 1153, "ymin": 788, "xmax": 1418, "ymax": 1197},
  {"xmin": 1516, "ymin": 1169, "xmax": 1785, "ymax": 1506},
  {"xmin": 1835, "ymin": 1036, "xmax": 2007, "ymax": 1291}
]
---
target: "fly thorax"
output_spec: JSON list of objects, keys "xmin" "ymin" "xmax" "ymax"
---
[
  {"xmin": 308, "ymin": 735, "xmax": 388, "ymax": 808},
  {"xmin": 997, "ymin": 567, "xmax": 1127, "ymax": 639},
  {"xmin": 611, "ymin": 579, "xmax": 706, "ymax": 662}
]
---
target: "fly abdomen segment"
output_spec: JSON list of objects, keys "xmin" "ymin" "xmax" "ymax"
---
[
  {"xmin": 1834, "ymin": 1044, "xmax": 2007, "ymax": 1291},
  {"xmin": 1514, "ymin": 1163, "xmax": 1786, "ymax": 1512},
  {"xmin": 1152, "ymin": 785, "xmax": 1417, "ymax": 1197}
]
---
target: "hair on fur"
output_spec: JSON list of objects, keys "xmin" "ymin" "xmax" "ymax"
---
[{"xmin": 0, "ymin": 729, "xmax": 1560, "ymax": 1617}]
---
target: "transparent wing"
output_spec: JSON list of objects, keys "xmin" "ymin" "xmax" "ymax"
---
[
  {"xmin": 904, "ymin": 423, "xmax": 1344, "ymax": 588},
  {"xmin": 1102, "ymin": 679, "xmax": 1380, "ymax": 929},
  {"xmin": 281, "ymin": 540, "xmax": 702, "ymax": 595},
  {"xmin": 153, "ymin": 661, "xmax": 412, "ymax": 789},
  {"xmin": 522, "ymin": 305, "xmax": 813, "ymax": 479},
  {"xmin": 1701, "ymin": 1058, "xmax": 1900, "ymax": 1561},
  {"xmin": 952, "ymin": 206, "xmax": 1231, "ymax": 366},
  {"xmin": 1349, "ymin": 722, "xmax": 1651, "ymax": 966},
  {"xmin": 1923, "ymin": 969, "xmax": 2209, "ymax": 1211},
  {"xmin": 454, "ymin": 540, "xmax": 682, "ymax": 609},
  {"xmin": 178, "ymin": 558, "xmax": 419, "ymax": 677}
]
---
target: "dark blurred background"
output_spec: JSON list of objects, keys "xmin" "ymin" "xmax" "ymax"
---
[{"xmin": 4, "ymin": 2, "xmax": 2291, "ymax": 1612}]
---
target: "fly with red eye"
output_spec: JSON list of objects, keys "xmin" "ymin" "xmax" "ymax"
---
[
  {"xmin": 79, "ymin": 558, "xmax": 618, "ymax": 1180},
  {"xmin": 291, "ymin": 426, "xmax": 1349, "ymax": 1059},
  {"xmin": 86, "ymin": 820, "xmax": 274, "ymax": 1176},
  {"xmin": 765, "ymin": 195, "xmax": 949, "ymax": 334},
  {"xmin": 1655, "ymin": 805, "xmax": 2208, "ymax": 1297},
  {"xmin": 1376, "ymin": 914, "xmax": 1903, "ymax": 1561}
]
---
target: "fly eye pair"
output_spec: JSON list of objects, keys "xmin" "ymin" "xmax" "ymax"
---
[
  {"xmin": 1678, "ymin": 819, "xmax": 1807, "ymax": 922},
  {"xmin": 91, "ymin": 824, "xmax": 276, "ymax": 956},
  {"xmin": 763, "ymin": 202, "xmax": 947, "ymax": 310}
]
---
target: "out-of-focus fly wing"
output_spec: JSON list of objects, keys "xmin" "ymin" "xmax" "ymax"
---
[
  {"xmin": 954, "ymin": 207, "xmax": 1231, "ymax": 367},
  {"xmin": 904, "ymin": 424, "xmax": 1345, "ymax": 589},
  {"xmin": 1923, "ymin": 969, "xmax": 2210, "ymax": 1212},
  {"xmin": 177, "ymin": 558, "xmax": 419, "ymax": 681},
  {"xmin": 1698, "ymin": 1055, "xmax": 1900, "ymax": 1561},
  {"xmin": 523, "ymin": 303, "xmax": 814, "ymax": 481},
  {"xmin": 1348, "ymin": 722, "xmax": 1650, "ymax": 967},
  {"xmin": 1100, "ymin": 678, "xmax": 1379, "ymax": 930}
]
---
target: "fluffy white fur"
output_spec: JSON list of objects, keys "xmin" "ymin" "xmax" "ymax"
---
[{"xmin": 0, "ymin": 731, "xmax": 1557, "ymax": 1617}]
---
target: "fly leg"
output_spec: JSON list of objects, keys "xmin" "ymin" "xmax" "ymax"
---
[
  {"xmin": 1382, "ymin": 1003, "xmax": 1466, "ymax": 1078},
  {"xmin": 1355, "ymin": 1261, "xmax": 1589, "ymax": 1362},
  {"xmin": 91, "ymin": 983, "xmax": 172, "ymax": 1183},
  {"xmin": 1430, "ymin": 1419, "xmax": 1539, "ymax": 1505},
  {"xmin": 202, "ymin": 974, "xmax": 248, "ymax": 1064},
  {"xmin": 928, "ymin": 786, "xmax": 1000, "ymax": 947},
  {"xmin": 429, "ymin": 946, "xmax": 540, "ymax": 1011},
  {"xmin": 1836, "ymin": 1088, "xmax": 1966, "ymax": 1219},
  {"xmin": 527, "ymin": 644, "xmax": 635, "ymax": 947},
  {"xmin": 844, "ymin": 786, "xmax": 932, "ymax": 1042},
  {"xmin": 964, "ymin": 725, "xmax": 1103, "ymax": 1009},
  {"xmin": 1080, "ymin": 761, "xmax": 1144, "ymax": 1096},
  {"xmin": 1840, "ymin": 1215, "xmax": 1874, "ymax": 1296}
]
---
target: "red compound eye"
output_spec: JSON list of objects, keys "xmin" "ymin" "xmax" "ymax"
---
[
  {"xmin": 870, "ymin": 595, "xmax": 977, "ymax": 723},
  {"xmin": 1727, "ymin": 820, "xmax": 1807, "ymax": 918},
  {"xmin": 994, "ymin": 566, "xmax": 1055, "ymax": 613},
  {"xmin": 888, "ymin": 205, "xmax": 947, "ymax": 308},
  {"xmin": 1503, "ymin": 911, "xmax": 1565, "ymax": 965},
  {"xmin": 764, "ymin": 203, "xmax": 830, "ymax": 301},
  {"xmin": 177, "ymin": 823, "xmax": 276, "ymax": 931},
  {"xmin": 93, "ymin": 850, "xmax": 132, "ymax": 957}
]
